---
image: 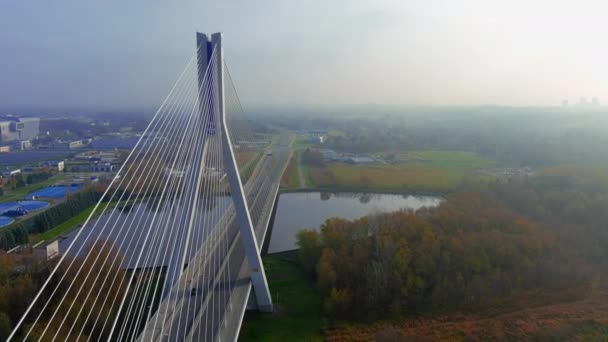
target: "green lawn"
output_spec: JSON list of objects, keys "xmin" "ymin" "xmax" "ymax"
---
[
  {"xmin": 269, "ymin": 133, "xmax": 282, "ymax": 146},
  {"xmin": 285, "ymin": 155, "xmax": 301, "ymax": 189},
  {"xmin": 296, "ymin": 149, "xmax": 316, "ymax": 186},
  {"xmin": 1, "ymin": 174, "xmax": 70, "ymax": 202},
  {"xmin": 397, "ymin": 150, "xmax": 495, "ymax": 169},
  {"xmin": 300, "ymin": 158, "xmax": 314, "ymax": 187},
  {"xmin": 281, "ymin": 135, "xmax": 314, "ymax": 190},
  {"xmin": 30, "ymin": 201, "xmax": 119, "ymax": 244},
  {"xmin": 292, "ymin": 135, "xmax": 312, "ymax": 151},
  {"xmin": 282, "ymin": 150, "xmax": 315, "ymax": 190},
  {"xmin": 239, "ymin": 253, "xmax": 323, "ymax": 342}
]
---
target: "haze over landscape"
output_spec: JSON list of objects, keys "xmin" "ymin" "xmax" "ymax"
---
[
  {"xmin": 1, "ymin": 0, "xmax": 607, "ymax": 109},
  {"xmin": 2, "ymin": 1, "xmax": 608, "ymax": 341}
]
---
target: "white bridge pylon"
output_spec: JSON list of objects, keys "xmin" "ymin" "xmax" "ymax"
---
[
  {"xmin": 197, "ymin": 32, "xmax": 273, "ymax": 313},
  {"xmin": 7, "ymin": 31, "xmax": 273, "ymax": 342}
]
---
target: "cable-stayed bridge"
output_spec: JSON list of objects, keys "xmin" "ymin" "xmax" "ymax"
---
[{"xmin": 9, "ymin": 33, "xmax": 290, "ymax": 341}]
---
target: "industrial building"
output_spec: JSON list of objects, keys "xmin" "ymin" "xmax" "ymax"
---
[{"xmin": 0, "ymin": 116, "xmax": 40, "ymax": 143}]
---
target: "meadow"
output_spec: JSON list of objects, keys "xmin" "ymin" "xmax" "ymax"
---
[
  {"xmin": 280, "ymin": 154, "xmax": 301, "ymax": 189},
  {"xmin": 239, "ymin": 253, "xmax": 323, "ymax": 341},
  {"xmin": 313, "ymin": 150, "xmax": 495, "ymax": 193},
  {"xmin": 280, "ymin": 135, "xmax": 313, "ymax": 190}
]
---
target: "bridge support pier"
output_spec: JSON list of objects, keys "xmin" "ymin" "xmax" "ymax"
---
[{"xmin": 201, "ymin": 32, "xmax": 273, "ymax": 312}]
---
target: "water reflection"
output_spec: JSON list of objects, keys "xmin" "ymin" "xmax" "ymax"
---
[
  {"xmin": 268, "ymin": 192, "xmax": 443, "ymax": 253},
  {"xmin": 359, "ymin": 194, "xmax": 372, "ymax": 204}
]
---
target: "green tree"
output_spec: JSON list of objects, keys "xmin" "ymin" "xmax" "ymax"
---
[
  {"xmin": 296, "ymin": 229, "xmax": 322, "ymax": 275},
  {"xmin": 324, "ymin": 288, "xmax": 352, "ymax": 317}
]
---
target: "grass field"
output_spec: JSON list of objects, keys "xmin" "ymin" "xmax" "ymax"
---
[
  {"xmin": 280, "ymin": 154, "xmax": 301, "ymax": 189},
  {"xmin": 281, "ymin": 135, "xmax": 314, "ymax": 191},
  {"xmin": 299, "ymin": 153, "xmax": 314, "ymax": 186},
  {"xmin": 314, "ymin": 150, "xmax": 495, "ymax": 193},
  {"xmin": 397, "ymin": 150, "xmax": 495, "ymax": 168},
  {"xmin": 292, "ymin": 135, "xmax": 312, "ymax": 151},
  {"xmin": 239, "ymin": 253, "xmax": 323, "ymax": 342}
]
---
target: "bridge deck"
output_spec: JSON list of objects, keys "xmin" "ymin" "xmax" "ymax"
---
[{"xmin": 138, "ymin": 134, "xmax": 291, "ymax": 341}]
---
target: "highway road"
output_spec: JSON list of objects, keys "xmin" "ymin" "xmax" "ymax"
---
[{"xmin": 138, "ymin": 133, "xmax": 292, "ymax": 341}]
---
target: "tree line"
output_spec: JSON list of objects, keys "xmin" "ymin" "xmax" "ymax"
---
[
  {"xmin": 296, "ymin": 166, "xmax": 608, "ymax": 320},
  {"xmin": 0, "ymin": 169, "xmax": 54, "ymax": 196},
  {"xmin": 26, "ymin": 170, "xmax": 53, "ymax": 186},
  {"xmin": 258, "ymin": 107, "xmax": 608, "ymax": 167}
]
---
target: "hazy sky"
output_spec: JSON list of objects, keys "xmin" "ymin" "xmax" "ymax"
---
[{"xmin": 1, "ymin": 0, "xmax": 607, "ymax": 110}]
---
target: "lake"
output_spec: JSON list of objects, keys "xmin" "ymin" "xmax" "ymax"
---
[{"xmin": 267, "ymin": 192, "xmax": 443, "ymax": 253}]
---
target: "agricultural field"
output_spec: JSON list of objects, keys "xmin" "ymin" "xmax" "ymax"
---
[{"xmin": 312, "ymin": 150, "xmax": 495, "ymax": 193}]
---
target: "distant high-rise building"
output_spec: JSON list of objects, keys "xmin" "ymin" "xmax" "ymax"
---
[
  {"xmin": 579, "ymin": 97, "xmax": 588, "ymax": 106},
  {"xmin": 562, "ymin": 100, "xmax": 569, "ymax": 107},
  {"xmin": 0, "ymin": 116, "xmax": 40, "ymax": 143},
  {"xmin": 592, "ymin": 97, "xmax": 600, "ymax": 106}
]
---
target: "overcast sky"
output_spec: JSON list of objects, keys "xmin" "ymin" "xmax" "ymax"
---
[{"xmin": 1, "ymin": 0, "xmax": 607, "ymax": 111}]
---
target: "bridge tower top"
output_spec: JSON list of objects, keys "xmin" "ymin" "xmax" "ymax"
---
[{"xmin": 196, "ymin": 32, "xmax": 273, "ymax": 312}]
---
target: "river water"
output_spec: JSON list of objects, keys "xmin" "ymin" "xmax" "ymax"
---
[{"xmin": 267, "ymin": 192, "xmax": 443, "ymax": 253}]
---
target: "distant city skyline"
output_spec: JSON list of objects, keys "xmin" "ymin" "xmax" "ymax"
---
[
  {"xmin": 1, "ymin": 0, "xmax": 607, "ymax": 110},
  {"xmin": 562, "ymin": 96, "xmax": 601, "ymax": 107}
]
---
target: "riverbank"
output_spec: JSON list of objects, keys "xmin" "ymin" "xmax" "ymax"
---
[{"xmin": 279, "ymin": 186, "xmax": 447, "ymax": 197}]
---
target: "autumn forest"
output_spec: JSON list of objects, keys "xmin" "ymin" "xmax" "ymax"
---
[{"xmin": 296, "ymin": 166, "xmax": 608, "ymax": 338}]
